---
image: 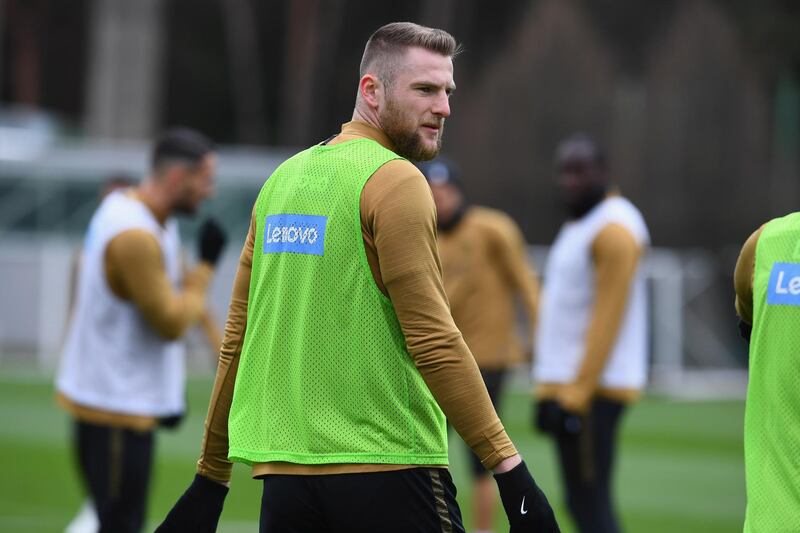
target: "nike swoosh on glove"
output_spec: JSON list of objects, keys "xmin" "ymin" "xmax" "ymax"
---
[{"xmin": 495, "ymin": 461, "xmax": 560, "ymax": 532}]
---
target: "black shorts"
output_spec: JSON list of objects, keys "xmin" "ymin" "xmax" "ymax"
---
[
  {"xmin": 259, "ymin": 467, "xmax": 465, "ymax": 533},
  {"xmin": 466, "ymin": 368, "xmax": 506, "ymax": 477}
]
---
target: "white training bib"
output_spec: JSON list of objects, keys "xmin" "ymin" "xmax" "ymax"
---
[
  {"xmin": 57, "ymin": 191, "xmax": 186, "ymax": 417},
  {"xmin": 534, "ymin": 196, "xmax": 650, "ymax": 389}
]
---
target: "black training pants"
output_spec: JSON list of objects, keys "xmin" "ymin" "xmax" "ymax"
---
[
  {"xmin": 259, "ymin": 467, "xmax": 465, "ymax": 533},
  {"xmin": 75, "ymin": 420, "xmax": 154, "ymax": 533},
  {"xmin": 549, "ymin": 398, "xmax": 626, "ymax": 533}
]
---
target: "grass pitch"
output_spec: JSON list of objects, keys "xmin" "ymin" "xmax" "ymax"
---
[{"xmin": 0, "ymin": 374, "xmax": 745, "ymax": 532}]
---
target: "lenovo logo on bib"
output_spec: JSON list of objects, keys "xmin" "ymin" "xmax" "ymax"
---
[
  {"xmin": 767, "ymin": 262, "xmax": 800, "ymax": 306},
  {"xmin": 263, "ymin": 214, "xmax": 327, "ymax": 256}
]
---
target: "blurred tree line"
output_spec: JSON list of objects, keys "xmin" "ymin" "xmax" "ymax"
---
[{"xmin": 1, "ymin": 0, "xmax": 799, "ymax": 247}]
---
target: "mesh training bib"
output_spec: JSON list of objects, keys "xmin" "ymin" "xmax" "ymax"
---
[
  {"xmin": 744, "ymin": 212, "xmax": 800, "ymax": 532},
  {"xmin": 227, "ymin": 138, "xmax": 448, "ymax": 466}
]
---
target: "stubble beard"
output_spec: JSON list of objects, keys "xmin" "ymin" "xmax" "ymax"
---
[
  {"xmin": 381, "ymin": 98, "xmax": 443, "ymax": 162},
  {"xmin": 173, "ymin": 202, "xmax": 198, "ymax": 216},
  {"xmin": 173, "ymin": 190, "xmax": 199, "ymax": 216}
]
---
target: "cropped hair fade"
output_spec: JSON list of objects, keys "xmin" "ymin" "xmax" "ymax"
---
[
  {"xmin": 151, "ymin": 127, "xmax": 215, "ymax": 174},
  {"xmin": 359, "ymin": 22, "xmax": 459, "ymax": 86},
  {"xmin": 556, "ymin": 132, "xmax": 607, "ymax": 169}
]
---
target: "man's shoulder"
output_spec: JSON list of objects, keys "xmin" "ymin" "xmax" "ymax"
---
[
  {"xmin": 106, "ymin": 229, "xmax": 162, "ymax": 260},
  {"xmin": 595, "ymin": 196, "xmax": 648, "ymax": 243},
  {"xmin": 761, "ymin": 212, "xmax": 800, "ymax": 236},
  {"xmin": 378, "ymin": 157, "xmax": 424, "ymax": 175},
  {"xmin": 96, "ymin": 190, "xmax": 141, "ymax": 218},
  {"xmin": 466, "ymin": 206, "xmax": 520, "ymax": 233},
  {"xmin": 370, "ymin": 158, "xmax": 427, "ymax": 188},
  {"xmin": 362, "ymin": 159, "xmax": 433, "ymax": 220},
  {"xmin": 89, "ymin": 193, "xmax": 159, "ymax": 245},
  {"xmin": 601, "ymin": 195, "xmax": 643, "ymax": 218}
]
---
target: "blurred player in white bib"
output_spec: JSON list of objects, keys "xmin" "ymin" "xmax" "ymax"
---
[
  {"xmin": 533, "ymin": 133, "xmax": 649, "ymax": 533},
  {"xmin": 56, "ymin": 128, "xmax": 227, "ymax": 533}
]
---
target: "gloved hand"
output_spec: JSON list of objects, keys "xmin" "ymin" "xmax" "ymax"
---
[
  {"xmin": 557, "ymin": 383, "xmax": 592, "ymax": 415},
  {"xmin": 535, "ymin": 400, "xmax": 582, "ymax": 436},
  {"xmin": 495, "ymin": 461, "xmax": 560, "ymax": 532},
  {"xmin": 198, "ymin": 218, "xmax": 227, "ymax": 267},
  {"xmin": 738, "ymin": 319, "xmax": 752, "ymax": 342},
  {"xmin": 155, "ymin": 474, "xmax": 229, "ymax": 533},
  {"xmin": 158, "ymin": 411, "xmax": 186, "ymax": 430}
]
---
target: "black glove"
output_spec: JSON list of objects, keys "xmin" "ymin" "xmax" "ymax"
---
[
  {"xmin": 155, "ymin": 474, "xmax": 229, "ymax": 533},
  {"xmin": 160, "ymin": 397, "xmax": 190, "ymax": 430},
  {"xmin": 158, "ymin": 411, "xmax": 185, "ymax": 430},
  {"xmin": 738, "ymin": 319, "xmax": 752, "ymax": 343},
  {"xmin": 198, "ymin": 218, "xmax": 227, "ymax": 266},
  {"xmin": 535, "ymin": 400, "xmax": 582, "ymax": 436},
  {"xmin": 495, "ymin": 461, "xmax": 560, "ymax": 532}
]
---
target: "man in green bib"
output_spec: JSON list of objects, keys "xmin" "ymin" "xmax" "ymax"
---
[
  {"xmin": 734, "ymin": 216, "xmax": 800, "ymax": 532},
  {"xmin": 158, "ymin": 22, "xmax": 559, "ymax": 533}
]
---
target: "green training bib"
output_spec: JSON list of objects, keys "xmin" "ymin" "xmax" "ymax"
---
[
  {"xmin": 744, "ymin": 212, "xmax": 800, "ymax": 532},
  {"xmin": 227, "ymin": 138, "xmax": 448, "ymax": 467}
]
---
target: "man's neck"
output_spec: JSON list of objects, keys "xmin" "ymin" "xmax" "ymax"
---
[
  {"xmin": 135, "ymin": 181, "xmax": 170, "ymax": 225},
  {"xmin": 567, "ymin": 186, "xmax": 609, "ymax": 220},
  {"xmin": 351, "ymin": 105, "xmax": 381, "ymax": 132},
  {"xmin": 337, "ymin": 118, "xmax": 396, "ymax": 154},
  {"xmin": 438, "ymin": 204, "xmax": 468, "ymax": 233}
]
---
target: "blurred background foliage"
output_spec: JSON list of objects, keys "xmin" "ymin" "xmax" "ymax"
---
[{"xmin": 2, "ymin": 0, "xmax": 799, "ymax": 246}]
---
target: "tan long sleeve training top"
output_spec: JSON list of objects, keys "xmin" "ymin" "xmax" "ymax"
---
[
  {"xmin": 734, "ymin": 225, "xmax": 765, "ymax": 326},
  {"xmin": 437, "ymin": 206, "xmax": 539, "ymax": 369}
]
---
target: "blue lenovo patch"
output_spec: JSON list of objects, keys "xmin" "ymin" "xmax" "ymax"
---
[
  {"xmin": 263, "ymin": 214, "xmax": 327, "ymax": 256},
  {"xmin": 767, "ymin": 262, "xmax": 800, "ymax": 306}
]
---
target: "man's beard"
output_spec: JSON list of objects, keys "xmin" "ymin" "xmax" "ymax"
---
[
  {"xmin": 173, "ymin": 195, "xmax": 199, "ymax": 216},
  {"xmin": 381, "ymin": 98, "xmax": 442, "ymax": 162},
  {"xmin": 564, "ymin": 183, "xmax": 607, "ymax": 219}
]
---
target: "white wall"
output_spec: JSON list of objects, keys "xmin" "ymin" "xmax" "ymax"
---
[{"xmin": 0, "ymin": 235, "xmax": 244, "ymax": 372}]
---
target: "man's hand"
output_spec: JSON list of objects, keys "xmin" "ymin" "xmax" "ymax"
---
[
  {"xmin": 534, "ymin": 400, "xmax": 582, "ymax": 436},
  {"xmin": 198, "ymin": 218, "xmax": 227, "ymax": 267},
  {"xmin": 557, "ymin": 382, "xmax": 592, "ymax": 414},
  {"xmin": 155, "ymin": 474, "xmax": 229, "ymax": 533},
  {"xmin": 738, "ymin": 319, "xmax": 752, "ymax": 342},
  {"xmin": 494, "ymin": 460, "xmax": 560, "ymax": 532}
]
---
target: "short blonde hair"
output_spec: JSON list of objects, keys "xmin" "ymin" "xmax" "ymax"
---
[{"xmin": 359, "ymin": 22, "xmax": 459, "ymax": 88}]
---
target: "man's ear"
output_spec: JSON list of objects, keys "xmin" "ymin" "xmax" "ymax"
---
[
  {"xmin": 162, "ymin": 165, "xmax": 186, "ymax": 194},
  {"xmin": 359, "ymin": 74, "xmax": 382, "ymax": 109}
]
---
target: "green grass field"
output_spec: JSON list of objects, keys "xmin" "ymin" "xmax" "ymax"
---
[{"xmin": 0, "ymin": 374, "xmax": 745, "ymax": 532}]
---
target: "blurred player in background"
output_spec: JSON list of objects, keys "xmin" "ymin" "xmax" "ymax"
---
[
  {"xmin": 533, "ymin": 134, "xmax": 649, "ymax": 533},
  {"xmin": 55, "ymin": 128, "xmax": 227, "ymax": 533},
  {"xmin": 63, "ymin": 173, "xmax": 223, "ymax": 533},
  {"xmin": 420, "ymin": 157, "xmax": 540, "ymax": 533},
  {"xmin": 158, "ymin": 22, "xmax": 559, "ymax": 533},
  {"xmin": 734, "ymin": 217, "xmax": 800, "ymax": 531}
]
